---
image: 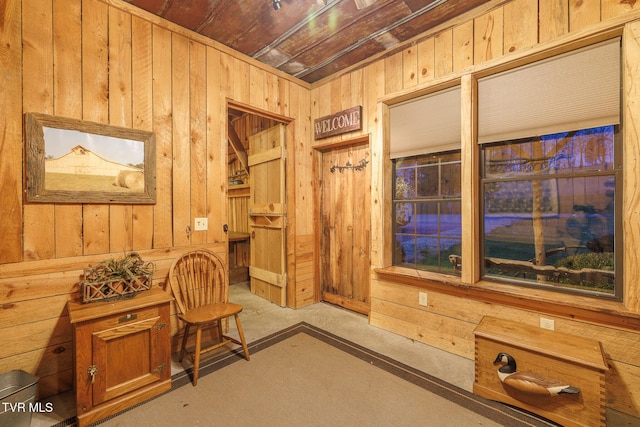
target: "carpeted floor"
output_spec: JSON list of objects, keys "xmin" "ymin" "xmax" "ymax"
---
[{"xmin": 75, "ymin": 322, "xmax": 553, "ymax": 427}]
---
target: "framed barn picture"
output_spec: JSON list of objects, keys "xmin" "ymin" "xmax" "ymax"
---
[{"xmin": 24, "ymin": 113, "xmax": 156, "ymax": 204}]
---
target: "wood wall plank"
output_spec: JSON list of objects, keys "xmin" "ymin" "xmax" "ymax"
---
[
  {"xmin": 601, "ymin": 0, "xmax": 639, "ymax": 21},
  {"xmin": 569, "ymin": 0, "xmax": 601, "ymax": 31},
  {"xmin": 266, "ymin": 73, "xmax": 280, "ymax": 113},
  {"xmin": 109, "ymin": 7, "xmax": 134, "ymax": 253},
  {"xmin": 539, "ymin": 0, "xmax": 569, "ymax": 42},
  {"xmin": 206, "ymin": 46, "xmax": 226, "ymax": 245},
  {"xmin": 384, "ymin": 51, "xmax": 403, "ymax": 94},
  {"xmin": 0, "ymin": 0, "xmax": 23, "ymax": 263},
  {"xmin": 236, "ymin": 57, "xmax": 251, "ymax": 104},
  {"xmin": 503, "ymin": 0, "xmax": 538, "ymax": 54},
  {"xmin": 171, "ymin": 34, "xmax": 191, "ymax": 247},
  {"xmin": 364, "ymin": 60, "xmax": 388, "ymax": 268},
  {"xmin": 53, "ymin": 0, "xmax": 84, "ymax": 258},
  {"xmin": 52, "ymin": 0, "xmax": 82, "ymax": 122},
  {"xmin": 287, "ymin": 85, "xmax": 299, "ymax": 305},
  {"xmin": 402, "ymin": 45, "xmax": 418, "ymax": 89},
  {"xmin": 23, "ymin": 0, "xmax": 55, "ymax": 261},
  {"xmin": 0, "ymin": 316, "xmax": 71, "ymax": 360},
  {"xmin": 350, "ymin": 69, "xmax": 364, "ymax": 127},
  {"xmin": 453, "ymin": 21, "xmax": 474, "ymax": 72},
  {"xmin": 340, "ymin": 74, "xmax": 352, "ymax": 125},
  {"xmin": 434, "ymin": 29, "xmax": 453, "ymax": 77},
  {"xmin": 417, "ymin": 37, "xmax": 435, "ymax": 84},
  {"xmin": 190, "ymin": 41, "xmax": 208, "ymax": 246},
  {"xmin": 279, "ymin": 78, "xmax": 290, "ymax": 116},
  {"xmin": 152, "ymin": 25, "xmax": 174, "ymax": 249},
  {"xmin": 250, "ymin": 65, "xmax": 266, "ymax": 111},
  {"xmin": 329, "ymin": 78, "xmax": 342, "ymax": 117},
  {"xmin": 219, "ymin": 53, "xmax": 233, "ymax": 99},
  {"xmin": 132, "ymin": 16, "xmax": 155, "ymax": 250},
  {"xmin": 82, "ymin": 0, "xmax": 110, "ymax": 256},
  {"xmin": 370, "ymin": 303, "xmax": 475, "ymax": 357},
  {"xmin": 474, "ymin": 7, "xmax": 504, "ymax": 64}
]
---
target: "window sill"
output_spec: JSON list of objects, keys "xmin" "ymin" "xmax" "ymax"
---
[{"xmin": 374, "ymin": 266, "xmax": 640, "ymax": 331}]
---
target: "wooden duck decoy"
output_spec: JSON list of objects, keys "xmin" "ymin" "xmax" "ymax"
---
[{"xmin": 493, "ymin": 352, "xmax": 581, "ymax": 396}]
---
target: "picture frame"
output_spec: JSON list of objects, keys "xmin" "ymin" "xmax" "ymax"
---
[{"xmin": 24, "ymin": 112, "xmax": 156, "ymax": 204}]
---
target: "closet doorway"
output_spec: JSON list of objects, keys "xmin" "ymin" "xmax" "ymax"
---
[{"xmin": 227, "ymin": 104, "xmax": 289, "ymax": 307}]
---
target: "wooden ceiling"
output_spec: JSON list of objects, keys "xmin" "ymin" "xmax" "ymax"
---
[{"xmin": 126, "ymin": 0, "xmax": 490, "ymax": 83}]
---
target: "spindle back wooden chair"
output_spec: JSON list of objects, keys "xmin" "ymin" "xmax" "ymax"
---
[{"xmin": 168, "ymin": 249, "xmax": 250, "ymax": 386}]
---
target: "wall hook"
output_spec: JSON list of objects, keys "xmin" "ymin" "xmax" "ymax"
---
[{"xmin": 330, "ymin": 158, "xmax": 369, "ymax": 173}]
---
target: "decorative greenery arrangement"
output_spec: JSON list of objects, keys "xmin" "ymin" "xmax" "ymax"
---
[{"xmin": 81, "ymin": 252, "xmax": 155, "ymax": 303}]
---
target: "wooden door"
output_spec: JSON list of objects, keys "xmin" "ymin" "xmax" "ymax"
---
[
  {"xmin": 320, "ymin": 142, "xmax": 371, "ymax": 314},
  {"xmin": 248, "ymin": 124, "xmax": 287, "ymax": 306},
  {"xmin": 91, "ymin": 306, "xmax": 170, "ymax": 405}
]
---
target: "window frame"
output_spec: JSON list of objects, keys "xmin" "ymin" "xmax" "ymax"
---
[
  {"xmin": 392, "ymin": 151, "xmax": 463, "ymax": 274},
  {"xmin": 479, "ymin": 126, "xmax": 622, "ymax": 301},
  {"xmin": 376, "ymin": 29, "xmax": 636, "ymax": 330}
]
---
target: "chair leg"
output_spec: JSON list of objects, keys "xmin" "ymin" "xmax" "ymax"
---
[
  {"xmin": 216, "ymin": 320, "xmax": 224, "ymax": 343},
  {"xmin": 192, "ymin": 326, "xmax": 202, "ymax": 386},
  {"xmin": 179, "ymin": 324, "xmax": 190, "ymax": 363},
  {"xmin": 234, "ymin": 314, "xmax": 250, "ymax": 361}
]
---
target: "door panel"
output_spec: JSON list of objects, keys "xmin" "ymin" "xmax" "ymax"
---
[
  {"xmin": 320, "ymin": 143, "xmax": 371, "ymax": 314},
  {"xmin": 249, "ymin": 124, "xmax": 287, "ymax": 306},
  {"xmin": 92, "ymin": 313, "xmax": 169, "ymax": 405}
]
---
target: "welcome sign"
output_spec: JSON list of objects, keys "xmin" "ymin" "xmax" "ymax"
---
[{"xmin": 314, "ymin": 106, "xmax": 362, "ymax": 140}]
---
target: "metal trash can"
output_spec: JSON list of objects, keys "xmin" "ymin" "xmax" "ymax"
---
[{"xmin": 0, "ymin": 370, "xmax": 39, "ymax": 427}]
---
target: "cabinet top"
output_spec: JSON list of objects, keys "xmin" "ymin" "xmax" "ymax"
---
[
  {"xmin": 474, "ymin": 316, "xmax": 607, "ymax": 370},
  {"xmin": 67, "ymin": 287, "xmax": 173, "ymax": 324}
]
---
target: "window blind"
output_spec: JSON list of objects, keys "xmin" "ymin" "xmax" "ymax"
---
[
  {"xmin": 478, "ymin": 38, "xmax": 620, "ymax": 144},
  {"xmin": 389, "ymin": 86, "xmax": 461, "ymax": 159}
]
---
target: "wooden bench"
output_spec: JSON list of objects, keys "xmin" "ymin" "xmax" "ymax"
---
[{"xmin": 474, "ymin": 316, "xmax": 608, "ymax": 427}]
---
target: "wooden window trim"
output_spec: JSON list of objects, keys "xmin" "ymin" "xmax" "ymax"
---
[
  {"xmin": 374, "ymin": 266, "xmax": 640, "ymax": 332},
  {"xmin": 378, "ymin": 24, "xmax": 638, "ymax": 332}
]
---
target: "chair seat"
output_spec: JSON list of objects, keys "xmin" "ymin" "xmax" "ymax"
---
[{"xmin": 179, "ymin": 302, "xmax": 243, "ymax": 325}]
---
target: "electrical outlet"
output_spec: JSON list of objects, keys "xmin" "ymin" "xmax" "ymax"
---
[
  {"xmin": 419, "ymin": 292, "xmax": 428, "ymax": 307},
  {"xmin": 540, "ymin": 317, "xmax": 555, "ymax": 330},
  {"xmin": 194, "ymin": 218, "xmax": 208, "ymax": 231}
]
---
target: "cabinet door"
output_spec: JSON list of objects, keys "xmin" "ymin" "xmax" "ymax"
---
[{"xmin": 92, "ymin": 309, "xmax": 170, "ymax": 405}]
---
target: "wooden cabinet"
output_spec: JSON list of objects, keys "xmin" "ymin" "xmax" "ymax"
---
[
  {"xmin": 68, "ymin": 288, "xmax": 173, "ymax": 427},
  {"xmin": 474, "ymin": 316, "xmax": 608, "ymax": 427}
]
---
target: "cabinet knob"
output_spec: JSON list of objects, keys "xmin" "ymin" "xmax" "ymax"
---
[{"xmin": 88, "ymin": 365, "xmax": 98, "ymax": 384}]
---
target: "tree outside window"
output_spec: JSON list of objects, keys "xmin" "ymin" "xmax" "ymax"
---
[{"xmin": 481, "ymin": 126, "xmax": 619, "ymax": 298}]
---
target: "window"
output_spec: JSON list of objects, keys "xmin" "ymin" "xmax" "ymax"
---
[
  {"xmin": 476, "ymin": 38, "xmax": 621, "ymax": 299},
  {"xmin": 481, "ymin": 127, "xmax": 619, "ymax": 298},
  {"xmin": 389, "ymin": 86, "xmax": 462, "ymax": 274},
  {"xmin": 393, "ymin": 152, "xmax": 462, "ymax": 274}
]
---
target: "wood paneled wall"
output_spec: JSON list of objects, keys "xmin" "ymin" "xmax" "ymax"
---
[
  {"xmin": 310, "ymin": 0, "xmax": 640, "ymax": 421},
  {"xmin": 0, "ymin": 0, "xmax": 312, "ymax": 398}
]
